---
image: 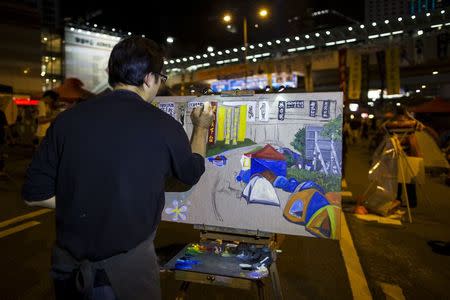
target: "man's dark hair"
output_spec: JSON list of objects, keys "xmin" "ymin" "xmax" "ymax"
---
[
  {"xmin": 108, "ymin": 36, "xmax": 165, "ymax": 87},
  {"xmin": 42, "ymin": 90, "xmax": 59, "ymax": 102}
]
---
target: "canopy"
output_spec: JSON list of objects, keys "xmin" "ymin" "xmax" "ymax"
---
[
  {"xmin": 409, "ymin": 97, "xmax": 450, "ymax": 113},
  {"xmin": 245, "ymin": 144, "xmax": 286, "ymax": 160},
  {"xmin": 54, "ymin": 78, "xmax": 94, "ymax": 102}
]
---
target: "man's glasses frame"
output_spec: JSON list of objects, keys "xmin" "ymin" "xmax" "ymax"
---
[{"xmin": 154, "ymin": 72, "xmax": 168, "ymax": 83}]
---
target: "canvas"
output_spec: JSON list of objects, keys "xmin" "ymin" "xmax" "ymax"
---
[{"xmin": 157, "ymin": 92, "xmax": 343, "ymax": 239}]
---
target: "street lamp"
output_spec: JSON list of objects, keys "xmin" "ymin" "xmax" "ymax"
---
[{"xmin": 223, "ymin": 8, "xmax": 269, "ymax": 64}]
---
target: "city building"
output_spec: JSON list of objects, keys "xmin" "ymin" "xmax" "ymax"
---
[
  {"xmin": 409, "ymin": 0, "xmax": 450, "ymax": 14},
  {"xmin": 365, "ymin": 0, "xmax": 409, "ymax": 23},
  {"xmin": 0, "ymin": 0, "xmax": 62, "ymax": 96}
]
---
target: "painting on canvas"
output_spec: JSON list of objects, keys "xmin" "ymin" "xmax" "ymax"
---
[{"xmin": 155, "ymin": 92, "xmax": 343, "ymax": 239}]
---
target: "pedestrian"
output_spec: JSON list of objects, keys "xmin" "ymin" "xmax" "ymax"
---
[
  {"xmin": 349, "ymin": 117, "xmax": 361, "ymax": 144},
  {"xmin": 34, "ymin": 90, "xmax": 59, "ymax": 146},
  {"xmin": 361, "ymin": 119, "xmax": 369, "ymax": 140},
  {"xmin": 22, "ymin": 36, "xmax": 214, "ymax": 300}
]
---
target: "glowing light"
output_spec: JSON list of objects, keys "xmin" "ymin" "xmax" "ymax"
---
[
  {"xmin": 259, "ymin": 9, "xmax": 268, "ymax": 17},
  {"xmin": 349, "ymin": 103, "xmax": 359, "ymax": 112}
]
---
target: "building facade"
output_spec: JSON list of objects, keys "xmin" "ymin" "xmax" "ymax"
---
[
  {"xmin": 0, "ymin": 0, "xmax": 61, "ymax": 95},
  {"xmin": 365, "ymin": 0, "xmax": 409, "ymax": 23}
]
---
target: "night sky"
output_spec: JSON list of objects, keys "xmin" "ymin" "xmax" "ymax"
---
[{"xmin": 62, "ymin": 0, "xmax": 364, "ymax": 56}]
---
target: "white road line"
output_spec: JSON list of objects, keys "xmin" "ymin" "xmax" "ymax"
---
[
  {"xmin": 339, "ymin": 211, "xmax": 373, "ymax": 300},
  {"xmin": 0, "ymin": 209, "xmax": 52, "ymax": 229},
  {"xmin": 0, "ymin": 221, "xmax": 41, "ymax": 239}
]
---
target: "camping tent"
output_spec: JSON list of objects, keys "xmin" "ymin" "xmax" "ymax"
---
[
  {"xmin": 54, "ymin": 78, "xmax": 94, "ymax": 102},
  {"xmin": 415, "ymin": 131, "xmax": 450, "ymax": 170},
  {"xmin": 409, "ymin": 97, "xmax": 450, "ymax": 113}
]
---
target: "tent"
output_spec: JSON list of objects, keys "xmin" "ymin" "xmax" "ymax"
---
[
  {"xmin": 242, "ymin": 175, "xmax": 280, "ymax": 206},
  {"xmin": 409, "ymin": 97, "xmax": 450, "ymax": 113},
  {"xmin": 283, "ymin": 188, "xmax": 340, "ymax": 239},
  {"xmin": 54, "ymin": 78, "xmax": 94, "ymax": 102},
  {"xmin": 415, "ymin": 131, "xmax": 450, "ymax": 170},
  {"xmin": 237, "ymin": 144, "xmax": 287, "ymax": 183}
]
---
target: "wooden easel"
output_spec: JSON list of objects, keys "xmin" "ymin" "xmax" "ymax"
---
[
  {"xmin": 171, "ymin": 91, "xmax": 284, "ymax": 299},
  {"xmin": 171, "ymin": 225, "xmax": 284, "ymax": 300}
]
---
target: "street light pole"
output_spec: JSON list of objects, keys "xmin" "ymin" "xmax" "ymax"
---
[
  {"xmin": 243, "ymin": 16, "xmax": 248, "ymax": 88},
  {"xmin": 243, "ymin": 16, "xmax": 248, "ymax": 64},
  {"xmin": 223, "ymin": 8, "xmax": 268, "ymax": 89}
]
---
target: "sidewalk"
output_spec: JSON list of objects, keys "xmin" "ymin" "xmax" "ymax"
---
[{"xmin": 344, "ymin": 139, "xmax": 450, "ymax": 299}]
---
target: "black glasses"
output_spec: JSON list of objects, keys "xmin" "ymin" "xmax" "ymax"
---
[{"xmin": 154, "ymin": 72, "xmax": 168, "ymax": 83}]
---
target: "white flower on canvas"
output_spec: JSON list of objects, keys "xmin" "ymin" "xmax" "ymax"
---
[{"xmin": 165, "ymin": 200, "xmax": 188, "ymax": 221}]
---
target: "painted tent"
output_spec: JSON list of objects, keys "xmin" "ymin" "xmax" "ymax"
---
[
  {"xmin": 283, "ymin": 189, "xmax": 340, "ymax": 239},
  {"xmin": 237, "ymin": 144, "xmax": 287, "ymax": 184}
]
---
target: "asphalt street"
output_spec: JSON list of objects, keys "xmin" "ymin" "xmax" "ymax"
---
[{"xmin": 0, "ymin": 141, "xmax": 449, "ymax": 299}]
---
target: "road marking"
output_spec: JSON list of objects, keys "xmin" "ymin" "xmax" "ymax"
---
[
  {"xmin": 339, "ymin": 212, "xmax": 373, "ymax": 300},
  {"xmin": 0, "ymin": 221, "xmax": 41, "ymax": 239},
  {"xmin": 378, "ymin": 282, "xmax": 405, "ymax": 300},
  {"xmin": 0, "ymin": 209, "xmax": 52, "ymax": 229}
]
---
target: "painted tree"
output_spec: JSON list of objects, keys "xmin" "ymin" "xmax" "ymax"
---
[
  {"xmin": 291, "ymin": 127, "xmax": 306, "ymax": 156},
  {"xmin": 321, "ymin": 114, "xmax": 343, "ymax": 141}
]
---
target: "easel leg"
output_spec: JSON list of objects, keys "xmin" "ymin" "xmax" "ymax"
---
[
  {"xmin": 269, "ymin": 262, "xmax": 283, "ymax": 300},
  {"xmin": 256, "ymin": 280, "xmax": 265, "ymax": 300},
  {"xmin": 398, "ymin": 153, "xmax": 413, "ymax": 223},
  {"xmin": 175, "ymin": 281, "xmax": 190, "ymax": 300}
]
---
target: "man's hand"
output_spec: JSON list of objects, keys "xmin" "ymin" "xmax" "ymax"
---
[
  {"xmin": 191, "ymin": 102, "xmax": 214, "ymax": 129},
  {"xmin": 190, "ymin": 102, "xmax": 214, "ymax": 157}
]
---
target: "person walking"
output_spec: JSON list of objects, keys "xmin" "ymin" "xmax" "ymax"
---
[{"xmin": 35, "ymin": 90, "xmax": 59, "ymax": 146}]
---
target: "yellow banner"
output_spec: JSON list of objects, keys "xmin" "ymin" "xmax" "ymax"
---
[
  {"xmin": 348, "ymin": 51, "xmax": 362, "ymax": 100},
  {"xmin": 385, "ymin": 47, "xmax": 400, "ymax": 95}
]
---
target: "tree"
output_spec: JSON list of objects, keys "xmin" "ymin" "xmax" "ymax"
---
[
  {"xmin": 291, "ymin": 127, "xmax": 306, "ymax": 156},
  {"xmin": 321, "ymin": 114, "xmax": 343, "ymax": 141}
]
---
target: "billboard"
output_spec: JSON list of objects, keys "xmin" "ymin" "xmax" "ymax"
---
[
  {"xmin": 156, "ymin": 92, "xmax": 343, "ymax": 239},
  {"xmin": 64, "ymin": 27, "xmax": 121, "ymax": 93}
]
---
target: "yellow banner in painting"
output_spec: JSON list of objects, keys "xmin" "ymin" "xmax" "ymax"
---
[
  {"xmin": 304, "ymin": 63, "xmax": 314, "ymax": 92},
  {"xmin": 385, "ymin": 47, "xmax": 400, "ymax": 95},
  {"xmin": 238, "ymin": 105, "xmax": 247, "ymax": 142},
  {"xmin": 216, "ymin": 106, "xmax": 226, "ymax": 141},
  {"xmin": 348, "ymin": 52, "xmax": 362, "ymax": 100}
]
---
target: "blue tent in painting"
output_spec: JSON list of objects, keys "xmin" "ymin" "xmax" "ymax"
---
[{"xmin": 237, "ymin": 144, "xmax": 287, "ymax": 184}]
